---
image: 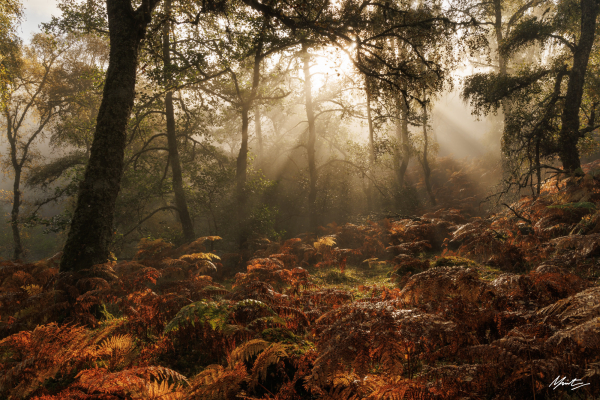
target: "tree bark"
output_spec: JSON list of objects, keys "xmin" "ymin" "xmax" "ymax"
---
[
  {"xmin": 493, "ymin": 0, "xmax": 511, "ymax": 130},
  {"xmin": 165, "ymin": 90, "xmax": 195, "ymax": 243},
  {"xmin": 558, "ymin": 0, "xmax": 598, "ymax": 174},
  {"xmin": 302, "ymin": 43, "xmax": 318, "ymax": 232},
  {"xmin": 163, "ymin": 0, "xmax": 195, "ymax": 243},
  {"xmin": 6, "ymin": 114, "xmax": 24, "ymax": 260},
  {"xmin": 493, "ymin": 0, "xmax": 506, "ymax": 76},
  {"xmin": 365, "ymin": 74, "xmax": 375, "ymax": 211},
  {"xmin": 235, "ymin": 37, "xmax": 263, "ymax": 248},
  {"xmin": 236, "ymin": 104, "xmax": 250, "ymax": 226},
  {"xmin": 10, "ymin": 169, "xmax": 23, "ymax": 260},
  {"xmin": 255, "ymin": 105, "xmax": 263, "ymax": 159},
  {"xmin": 60, "ymin": 0, "xmax": 159, "ymax": 272},
  {"xmin": 421, "ymin": 91, "xmax": 436, "ymax": 206},
  {"xmin": 395, "ymin": 94, "xmax": 410, "ymax": 189}
]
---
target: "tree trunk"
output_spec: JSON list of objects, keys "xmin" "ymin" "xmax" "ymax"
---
[
  {"xmin": 396, "ymin": 94, "xmax": 410, "ymax": 189},
  {"xmin": 163, "ymin": 0, "xmax": 195, "ymax": 243},
  {"xmin": 10, "ymin": 169, "xmax": 24, "ymax": 260},
  {"xmin": 236, "ymin": 105, "xmax": 250, "ymax": 247},
  {"xmin": 421, "ymin": 92, "xmax": 436, "ymax": 206},
  {"xmin": 60, "ymin": 0, "xmax": 159, "ymax": 272},
  {"xmin": 235, "ymin": 39, "xmax": 263, "ymax": 248},
  {"xmin": 8, "ymin": 119, "xmax": 24, "ymax": 260},
  {"xmin": 165, "ymin": 90, "xmax": 195, "ymax": 243},
  {"xmin": 5, "ymin": 112, "xmax": 24, "ymax": 260},
  {"xmin": 494, "ymin": 0, "xmax": 511, "ymax": 131},
  {"xmin": 255, "ymin": 105, "xmax": 263, "ymax": 159},
  {"xmin": 302, "ymin": 43, "xmax": 318, "ymax": 232},
  {"xmin": 365, "ymin": 74, "xmax": 375, "ymax": 212},
  {"xmin": 558, "ymin": 0, "xmax": 598, "ymax": 174},
  {"xmin": 493, "ymin": 0, "xmax": 506, "ymax": 77}
]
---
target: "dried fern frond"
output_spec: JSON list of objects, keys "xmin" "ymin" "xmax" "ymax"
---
[
  {"xmin": 143, "ymin": 380, "xmax": 185, "ymax": 400},
  {"xmin": 179, "ymin": 253, "xmax": 221, "ymax": 263},
  {"xmin": 76, "ymin": 366, "xmax": 188, "ymax": 398},
  {"xmin": 314, "ymin": 236, "xmax": 336, "ymax": 251},
  {"xmin": 229, "ymin": 339, "xmax": 271, "ymax": 365},
  {"xmin": 249, "ymin": 342, "xmax": 288, "ymax": 389},
  {"xmin": 97, "ymin": 334, "xmax": 136, "ymax": 370},
  {"xmin": 0, "ymin": 320, "xmax": 123, "ymax": 399},
  {"xmin": 134, "ymin": 238, "xmax": 175, "ymax": 261},
  {"xmin": 21, "ymin": 284, "xmax": 43, "ymax": 296},
  {"xmin": 175, "ymin": 237, "xmax": 222, "ymax": 256},
  {"xmin": 536, "ymin": 286, "xmax": 600, "ymax": 327},
  {"xmin": 189, "ymin": 362, "xmax": 247, "ymax": 400}
]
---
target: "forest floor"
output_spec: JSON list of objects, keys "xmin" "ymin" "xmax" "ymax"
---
[{"xmin": 1, "ymin": 168, "xmax": 600, "ymax": 400}]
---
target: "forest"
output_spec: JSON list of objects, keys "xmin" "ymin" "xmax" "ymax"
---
[{"xmin": 0, "ymin": 0, "xmax": 599, "ymax": 398}]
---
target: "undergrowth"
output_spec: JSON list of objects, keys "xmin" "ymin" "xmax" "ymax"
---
[{"xmin": 0, "ymin": 173, "xmax": 600, "ymax": 399}]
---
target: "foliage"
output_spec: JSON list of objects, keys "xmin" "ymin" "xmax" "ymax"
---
[{"xmin": 1, "ymin": 174, "xmax": 600, "ymax": 398}]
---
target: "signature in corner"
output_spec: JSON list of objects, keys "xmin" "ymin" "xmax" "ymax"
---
[{"xmin": 550, "ymin": 376, "xmax": 590, "ymax": 390}]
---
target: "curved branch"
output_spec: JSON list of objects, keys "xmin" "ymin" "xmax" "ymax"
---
[{"xmin": 121, "ymin": 206, "xmax": 179, "ymax": 238}]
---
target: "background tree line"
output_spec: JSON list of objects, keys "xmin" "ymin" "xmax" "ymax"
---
[{"xmin": 0, "ymin": 0, "xmax": 598, "ymax": 268}]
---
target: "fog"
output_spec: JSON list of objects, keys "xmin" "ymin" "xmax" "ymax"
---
[{"xmin": 0, "ymin": 3, "xmax": 514, "ymax": 261}]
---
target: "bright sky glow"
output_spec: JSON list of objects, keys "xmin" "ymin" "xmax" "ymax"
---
[{"xmin": 18, "ymin": 0, "xmax": 59, "ymax": 41}]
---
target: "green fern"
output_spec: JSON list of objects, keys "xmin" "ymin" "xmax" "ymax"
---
[{"xmin": 164, "ymin": 301, "xmax": 230, "ymax": 334}]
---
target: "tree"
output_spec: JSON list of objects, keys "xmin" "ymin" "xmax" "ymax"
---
[
  {"xmin": 301, "ymin": 42, "xmax": 318, "ymax": 232},
  {"xmin": 2, "ymin": 34, "xmax": 70, "ymax": 260},
  {"xmin": 162, "ymin": 0, "xmax": 195, "ymax": 242},
  {"xmin": 57, "ymin": 0, "xmax": 165, "ymax": 272},
  {"xmin": 24, "ymin": 34, "xmax": 107, "ymax": 235},
  {"xmin": 557, "ymin": 0, "xmax": 599, "ymax": 173},
  {"xmin": 187, "ymin": 8, "xmax": 294, "ymax": 246},
  {"xmin": 0, "ymin": 0, "xmax": 22, "ymax": 109},
  {"xmin": 463, "ymin": 0, "xmax": 600, "ymax": 179}
]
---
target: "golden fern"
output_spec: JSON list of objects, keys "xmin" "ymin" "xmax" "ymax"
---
[
  {"xmin": 97, "ymin": 334, "xmax": 136, "ymax": 370},
  {"xmin": 134, "ymin": 238, "xmax": 175, "ymax": 260},
  {"xmin": 189, "ymin": 362, "xmax": 247, "ymax": 400},
  {"xmin": 314, "ymin": 236, "xmax": 336, "ymax": 251},
  {"xmin": 21, "ymin": 284, "xmax": 43, "ymax": 296},
  {"xmin": 75, "ymin": 366, "xmax": 188, "ymax": 398},
  {"xmin": 143, "ymin": 380, "xmax": 185, "ymax": 400},
  {"xmin": 179, "ymin": 253, "xmax": 221, "ymax": 263},
  {"xmin": 249, "ymin": 342, "xmax": 288, "ymax": 389},
  {"xmin": 0, "ymin": 320, "xmax": 123, "ymax": 399},
  {"xmin": 228, "ymin": 339, "xmax": 271, "ymax": 365}
]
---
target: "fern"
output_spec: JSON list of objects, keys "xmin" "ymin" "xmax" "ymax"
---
[
  {"xmin": 0, "ymin": 320, "xmax": 123, "ymax": 399},
  {"xmin": 97, "ymin": 333, "xmax": 136, "ymax": 370},
  {"xmin": 229, "ymin": 339, "xmax": 271, "ymax": 365},
  {"xmin": 189, "ymin": 362, "xmax": 247, "ymax": 400},
  {"xmin": 314, "ymin": 236, "xmax": 336, "ymax": 251},
  {"xmin": 249, "ymin": 342, "xmax": 288, "ymax": 389},
  {"xmin": 179, "ymin": 252, "xmax": 221, "ymax": 262},
  {"xmin": 75, "ymin": 365, "xmax": 188, "ymax": 398},
  {"xmin": 163, "ymin": 300, "xmax": 230, "ymax": 334}
]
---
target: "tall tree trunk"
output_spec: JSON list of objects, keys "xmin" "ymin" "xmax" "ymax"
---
[
  {"xmin": 365, "ymin": 74, "xmax": 375, "ymax": 212},
  {"xmin": 558, "ymin": 0, "xmax": 598, "ymax": 174},
  {"xmin": 165, "ymin": 90, "xmax": 195, "ymax": 243},
  {"xmin": 302, "ymin": 43, "xmax": 318, "ymax": 232},
  {"xmin": 60, "ymin": 0, "xmax": 159, "ymax": 272},
  {"xmin": 236, "ymin": 105, "xmax": 250, "ymax": 247},
  {"xmin": 535, "ymin": 135, "xmax": 542, "ymax": 197},
  {"xmin": 493, "ymin": 0, "xmax": 510, "ymax": 149},
  {"xmin": 255, "ymin": 105, "xmax": 263, "ymax": 159},
  {"xmin": 10, "ymin": 169, "xmax": 23, "ymax": 260},
  {"xmin": 7, "ymin": 113, "xmax": 24, "ymax": 260},
  {"xmin": 395, "ymin": 94, "xmax": 410, "ymax": 189},
  {"xmin": 163, "ymin": 0, "xmax": 195, "ymax": 243},
  {"xmin": 493, "ymin": 0, "xmax": 507, "ymax": 77},
  {"xmin": 235, "ymin": 39, "xmax": 263, "ymax": 248},
  {"xmin": 421, "ymin": 92, "xmax": 436, "ymax": 206}
]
